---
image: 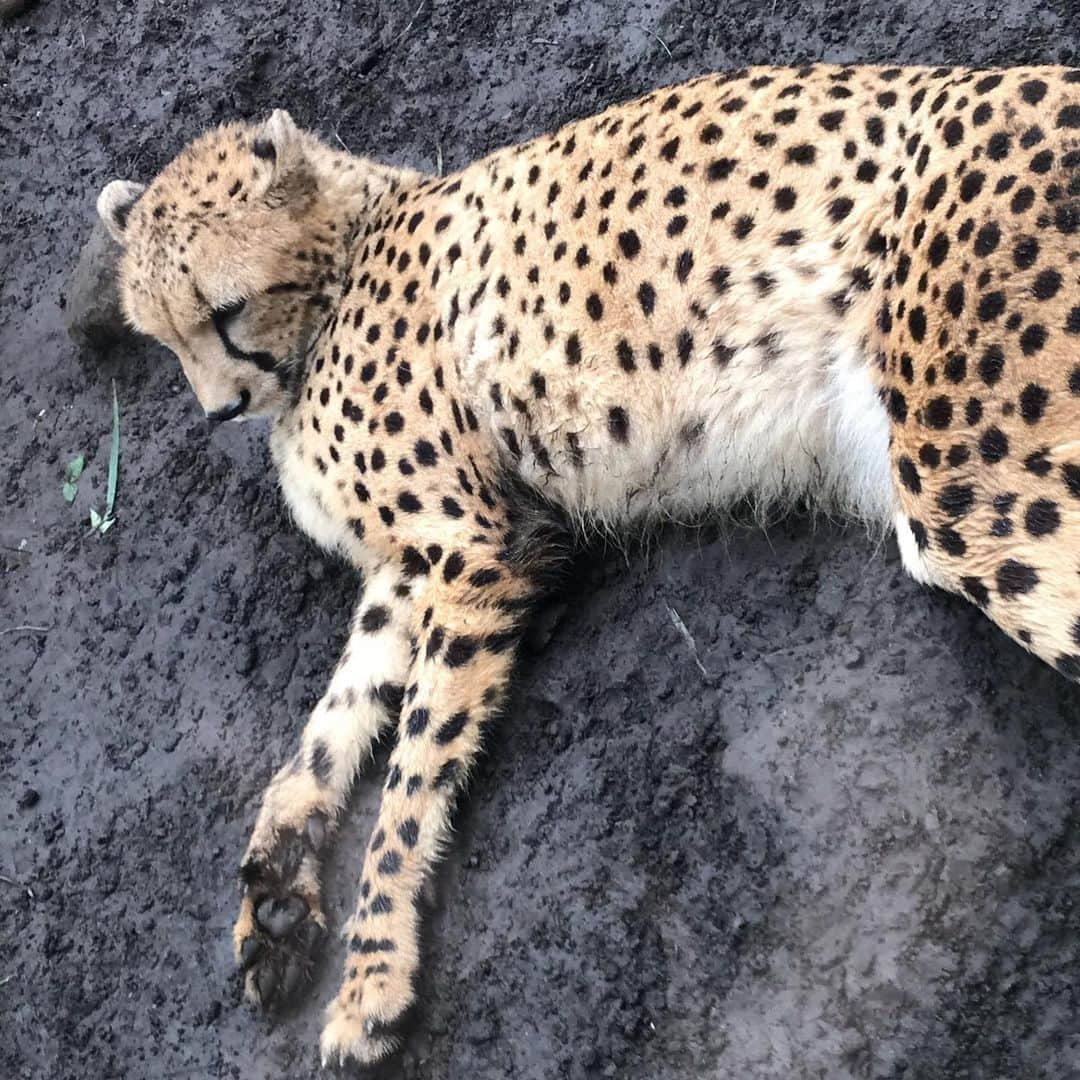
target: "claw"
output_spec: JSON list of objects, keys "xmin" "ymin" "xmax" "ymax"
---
[
  {"xmin": 239, "ymin": 936, "xmax": 262, "ymax": 970},
  {"xmin": 305, "ymin": 811, "xmax": 328, "ymax": 851},
  {"xmin": 279, "ymin": 955, "xmax": 304, "ymax": 1000},
  {"xmin": 254, "ymin": 959, "xmax": 279, "ymax": 1004}
]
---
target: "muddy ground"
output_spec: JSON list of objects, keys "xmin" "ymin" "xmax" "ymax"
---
[{"xmin": 3, "ymin": 1, "xmax": 1080, "ymax": 1077}]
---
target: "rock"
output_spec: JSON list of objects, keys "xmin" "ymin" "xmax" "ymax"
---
[
  {"xmin": 17, "ymin": 787, "xmax": 40, "ymax": 810},
  {"xmin": 65, "ymin": 220, "xmax": 130, "ymax": 352}
]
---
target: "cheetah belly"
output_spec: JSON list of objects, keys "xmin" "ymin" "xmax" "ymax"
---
[
  {"xmin": 271, "ymin": 422, "xmax": 363, "ymax": 558},
  {"xmin": 461, "ymin": 301, "xmax": 895, "ymax": 532}
]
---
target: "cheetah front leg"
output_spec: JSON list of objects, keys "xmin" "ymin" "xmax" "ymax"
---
[
  {"xmin": 234, "ymin": 561, "xmax": 414, "ymax": 1009},
  {"xmin": 319, "ymin": 561, "xmax": 534, "ymax": 1065}
]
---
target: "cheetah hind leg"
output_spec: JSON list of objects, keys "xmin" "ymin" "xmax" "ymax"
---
[{"xmin": 234, "ymin": 565, "xmax": 413, "ymax": 1009}]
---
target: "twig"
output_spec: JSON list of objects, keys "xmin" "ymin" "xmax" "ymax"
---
[
  {"xmin": 0, "ymin": 625, "xmax": 49, "ymax": 637},
  {"xmin": 636, "ymin": 24, "xmax": 672, "ymax": 59},
  {"xmin": 666, "ymin": 603, "xmax": 709, "ymax": 678},
  {"xmin": 435, "ymin": 142, "xmax": 444, "ymax": 177},
  {"xmin": 389, "ymin": 0, "xmax": 426, "ymax": 49},
  {"xmin": 0, "ymin": 975, "xmax": 14, "ymax": 989},
  {"xmin": 532, "ymin": 38, "xmax": 560, "ymax": 46},
  {"xmin": 0, "ymin": 874, "xmax": 34, "ymax": 901}
]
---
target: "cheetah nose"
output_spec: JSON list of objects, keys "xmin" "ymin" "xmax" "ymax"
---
[{"xmin": 206, "ymin": 389, "xmax": 251, "ymax": 423}]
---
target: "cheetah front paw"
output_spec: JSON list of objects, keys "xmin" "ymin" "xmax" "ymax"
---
[
  {"xmin": 318, "ymin": 938, "xmax": 416, "ymax": 1067},
  {"xmin": 233, "ymin": 811, "xmax": 329, "ymax": 1009}
]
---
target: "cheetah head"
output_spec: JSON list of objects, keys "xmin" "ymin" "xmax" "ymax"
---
[{"xmin": 97, "ymin": 110, "xmax": 346, "ymax": 422}]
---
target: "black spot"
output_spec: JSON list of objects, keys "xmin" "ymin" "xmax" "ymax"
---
[
  {"xmin": 1019, "ymin": 324, "xmax": 1048, "ymax": 356},
  {"xmin": 986, "ymin": 131, "xmax": 1011, "ymax": 160},
  {"xmin": 557, "ymin": 333, "xmax": 582, "ymax": 370},
  {"xmin": 618, "ymin": 230, "xmax": 641, "ymax": 258},
  {"xmin": 1056, "ymin": 105, "xmax": 1080, "ymax": 128},
  {"xmin": 252, "ymin": 137, "xmax": 276, "ymax": 160},
  {"xmin": 937, "ymin": 526, "xmax": 967, "ymax": 556},
  {"xmin": 829, "ymin": 196, "xmax": 854, "ymax": 223},
  {"xmin": 889, "ymin": 389, "xmax": 908, "ymax": 424},
  {"xmin": 997, "ymin": 560, "xmax": 1038, "ymax": 597},
  {"xmin": 370, "ymin": 894, "xmax": 393, "ymax": 915},
  {"xmin": 638, "ymin": 282, "xmax": 656, "ymax": 315},
  {"xmin": 405, "ymin": 708, "xmax": 430, "ymax": 737},
  {"xmin": 434, "ymin": 711, "xmax": 469, "ymax": 745},
  {"xmin": 1062, "ymin": 463, "xmax": 1080, "ymax": 499},
  {"xmin": 943, "ymin": 352, "xmax": 967, "ymax": 382},
  {"xmin": 927, "ymin": 231, "xmax": 950, "ymax": 268},
  {"xmin": 1019, "ymin": 383, "xmax": 1049, "ymax": 423},
  {"xmin": 1024, "ymin": 498, "xmax": 1061, "ymax": 536},
  {"xmin": 309, "ymin": 740, "xmax": 333, "ymax": 784},
  {"xmin": 947, "ymin": 443, "xmax": 971, "ymax": 468},
  {"xmin": 974, "ymin": 221, "xmax": 1000, "ymax": 256},
  {"xmin": 377, "ymin": 851, "xmax": 402, "ymax": 875},
  {"xmin": 977, "ymin": 291, "xmax": 1005, "ymax": 321},
  {"xmin": 977, "ymin": 344, "xmax": 1004, "ymax": 385},
  {"xmin": 945, "ymin": 282, "xmax": 965, "ymax": 318},
  {"xmin": 608, "ymin": 406, "xmax": 630, "ymax": 442},
  {"xmin": 924, "ymin": 396, "xmax": 953, "ymax": 429},
  {"xmin": 938, "ymin": 484, "xmax": 974, "ymax": 517},
  {"xmin": 1020, "ymin": 79, "xmax": 1047, "ymax": 104},
  {"xmin": 710, "ymin": 267, "xmax": 731, "ymax": 293},
  {"xmin": 401, "ymin": 547, "xmax": 429, "ymax": 577},
  {"xmin": 786, "ymin": 144, "xmax": 816, "ymax": 165},
  {"xmin": 959, "ymin": 171, "xmax": 985, "ymax": 202},
  {"xmin": 442, "ymin": 551, "xmax": 465, "ymax": 582},
  {"xmin": 361, "ymin": 605, "xmax": 390, "ymax": 633},
  {"xmin": 433, "ymin": 759, "xmax": 460, "ymax": 790},
  {"xmin": 707, "ymin": 158, "xmax": 737, "ymax": 181},
  {"xmin": 961, "ymin": 577, "xmax": 990, "ymax": 606},
  {"xmin": 445, "ymin": 636, "xmax": 479, "ymax": 667},
  {"xmin": 1011, "ymin": 186, "xmax": 1035, "ymax": 213},
  {"xmin": 897, "ymin": 455, "xmax": 921, "ymax": 493},
  {"xmin": 374, "ymin": 682, "xmax": 404, "ymax": 718},
  {"xmin": 924, "ymin": 175, "xmax": 947, "ymax": 210},
  {"xmin": 979, "ymin": 426, "xmax": 1009, "ymax": 463},
  {"xmin": 909, "ymin": 518, "xmax": 929, "ymax": 550}
]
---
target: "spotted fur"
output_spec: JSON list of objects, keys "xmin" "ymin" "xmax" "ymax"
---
[{"xmin": 96, "ymin": 65, "xmax": 1080, "ymax": 1064}]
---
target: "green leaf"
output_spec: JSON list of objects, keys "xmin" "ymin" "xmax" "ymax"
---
[
  {"xmin": 89, "ymin": 507, "xmax": 102, "ymax": 530},
  {"xmin": 99, "ymin": 516, "xmax": 115, "ymax": 534},
  {"xmin": 62, "ymin": 481, "xmax": 78, "ymax": 504},
  {"xmin": 65, "ymin": 454, "xmax": 85, "ymax": 483},
  {"xmin": 104, "ymin": 381, "xmax": 120, "ymax": 521}
]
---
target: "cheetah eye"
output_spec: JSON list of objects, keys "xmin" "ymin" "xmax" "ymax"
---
[{"xmin": 212, "ymin": 297, "xmax": 247, "ymax": 323}]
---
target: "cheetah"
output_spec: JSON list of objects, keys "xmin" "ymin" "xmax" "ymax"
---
[{"xmin": 95, "ymin": 64, "xmax": 1080, "ymax": 1066}]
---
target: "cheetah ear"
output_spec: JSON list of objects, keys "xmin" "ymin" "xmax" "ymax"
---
[
  {"xmin": 96, "ymin": 180, "xmax": 147, "ymax": 244},
  {"xmin": 250, "ymin": 109, "xmax": 307, "ymax": 200}
]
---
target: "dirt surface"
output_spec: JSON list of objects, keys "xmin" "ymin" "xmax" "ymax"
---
[{"xmin": 4, "ymin": 2, "xmax": 1080, "ymax": 1078}]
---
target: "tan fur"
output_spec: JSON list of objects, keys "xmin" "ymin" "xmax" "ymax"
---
[{"xmin": 98, "ymin": 63, "xmax": 1080, "ymax": 1064}]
